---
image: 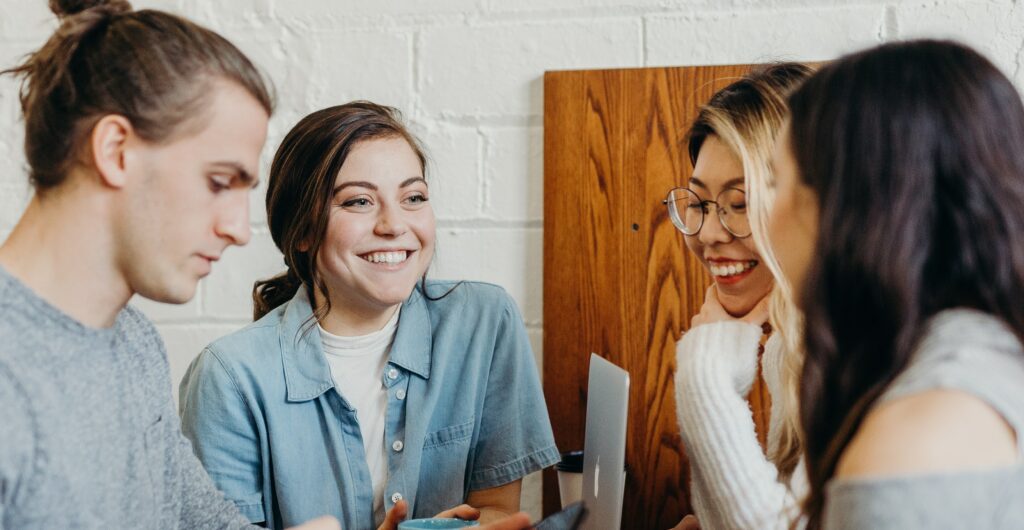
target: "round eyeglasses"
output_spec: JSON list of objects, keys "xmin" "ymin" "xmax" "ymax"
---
[{"xmin": 662, "ymin": 187, "xmax": 751, "ymax": 238}]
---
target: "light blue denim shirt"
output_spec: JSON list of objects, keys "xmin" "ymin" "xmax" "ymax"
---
[{"xmin": 179, "ymin": 281, "xmax": 559, "ymax": 530}]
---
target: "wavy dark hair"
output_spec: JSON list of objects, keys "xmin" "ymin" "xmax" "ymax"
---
[
  {"xmin": 253, "ymin": 101, "xmax": 454, "ymax": 322},
  {"xmin": 788, "ymin": 40, "xmax": 1024, "ymax": 528}
]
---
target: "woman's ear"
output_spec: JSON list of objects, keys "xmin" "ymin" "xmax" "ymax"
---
[{"xmin": 90, "ymin": 114, "xmax": 135, "ymax": 189}]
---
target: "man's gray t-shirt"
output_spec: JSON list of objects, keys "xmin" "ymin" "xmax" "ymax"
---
[{"xmin": 0, "ymin": 267, "xmax": 255, "ymax": 529}]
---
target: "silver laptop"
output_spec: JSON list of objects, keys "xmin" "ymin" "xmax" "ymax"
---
[{"xmin": 581, "ymin": 354, "xmax": 629, "ymax": 530}]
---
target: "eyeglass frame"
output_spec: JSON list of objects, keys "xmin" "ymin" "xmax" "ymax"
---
[{"xmin": 661, "ymin": 186, "xmax": 752, "ymax": 238}]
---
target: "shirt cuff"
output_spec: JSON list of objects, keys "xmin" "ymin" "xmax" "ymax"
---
[{"xmin": 469, "ymin": 444, "xmax": 562, "ymax": 491}]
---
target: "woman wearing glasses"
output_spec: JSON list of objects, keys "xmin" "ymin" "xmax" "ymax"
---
[{"xmin": 666, "ymin": 63, "xmax": 812, "ymax": 530}]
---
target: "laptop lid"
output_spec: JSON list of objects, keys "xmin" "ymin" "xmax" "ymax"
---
[{"xmin": 581, "ymin": 353, "xmax": 629, "ymax": 530}]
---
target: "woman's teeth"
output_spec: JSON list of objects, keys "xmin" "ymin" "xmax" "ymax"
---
[
  {"xmin": 362, "ymin": 251, "xmax": 408, "ymax": 264},
  {"xmin": 710, "ymin": 260, "xmax": 757, "ymax": 277}
]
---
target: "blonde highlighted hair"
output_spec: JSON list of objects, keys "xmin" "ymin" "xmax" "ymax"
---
[{"xmin": 686, "ymin": 63, "xmax": 814, "ymax": 481}]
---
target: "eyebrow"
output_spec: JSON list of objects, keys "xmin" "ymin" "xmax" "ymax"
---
[
  {"xmin": 333, "ymin": 176, "xmax": 427, "ymax": 194},
  {"xmin": 689, "ymin": 176, "xmax": 745, "ymax": 190},
  {"xmin": 210, "ymin": 162, "xmax": 259, "ymax": 189}
]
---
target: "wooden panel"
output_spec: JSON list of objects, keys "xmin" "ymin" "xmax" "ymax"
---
[{"xmin": 542, "ymin": 64, "xmax": 765, "ymax": 529}]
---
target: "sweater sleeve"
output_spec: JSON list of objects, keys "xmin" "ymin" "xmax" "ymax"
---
[
  {"xmin": 0, "ymin": 363, "xmax": 36, "ymax": 529},
  {"xmin": 674, "ymin": 322, "xmax": 799, "ymax": 530},
  {"xmin": 122, "ymin": 308, "xmax": 258, "ymax": 530},
  {"xmin": 170, "ymin": 412, "xmax": 259, "ymax": 530}
]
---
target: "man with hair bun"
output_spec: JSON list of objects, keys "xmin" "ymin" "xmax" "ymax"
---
[{"xmin": 1, "ymin": 2, "xmax": 349, "ymax": 529}]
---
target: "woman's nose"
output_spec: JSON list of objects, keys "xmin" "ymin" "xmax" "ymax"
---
[
  {"xmin": 698, "ymin": 208, "xmax": 732, "ymax": 245},
  {"xmin": 375, "ymin": 204, "xmax": 408, "ymax": 237}
]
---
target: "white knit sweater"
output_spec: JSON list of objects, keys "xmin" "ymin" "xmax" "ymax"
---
[{"xmin": 675, "ymin": 321, "xmax": 807, "ymax": 530}]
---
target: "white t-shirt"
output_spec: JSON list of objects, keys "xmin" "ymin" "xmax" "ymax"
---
[{"xmin": 319, "ymin": 308, "xmax": 400, "ymax": 524}]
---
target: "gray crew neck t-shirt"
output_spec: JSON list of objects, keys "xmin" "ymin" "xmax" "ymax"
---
[
  {"xmin": 824, "ymin": 309, "xmax": 1024, "ymax": 529},
  {"xmin": 0, "ymin": 267, "xmax": 255, "ymax": 529}
]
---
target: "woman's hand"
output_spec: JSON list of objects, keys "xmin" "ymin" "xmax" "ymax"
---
[
  {"xmin": 434, "ymin": 504, "xmax": 482, "ymax": 521},
  {"xmin": 284, "ymin": 503, "xmax": 531, "ymax": 530},
  {"xmin": 287, "ymin": 515, "xmax": 341, "ymax": 530},
  {"xmin": 479, "ymin": 512, "xmax": 533, "ymax": 529},
  {"xmin": 690, "ymin": 286, "xmax": 769, "ymax": 328},
  {"xmin": 375, "ymin": 500, "xmax": 533, "ymax": 530},
  {"xmin": 669, "ymin": 514, "xmax": 701, "ymax": 530},
  {"xmin": 376, "ymin": 500, "xmax": 410, "ymax": 530}
]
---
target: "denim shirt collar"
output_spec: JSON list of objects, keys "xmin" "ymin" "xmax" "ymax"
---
[
  {"xmin": 280, "ymin": 286, "xmax": 433, "ymax": 402},
  {"xmin": 388, "ymin": 288, "xmax": 433, "ymax": 379}
]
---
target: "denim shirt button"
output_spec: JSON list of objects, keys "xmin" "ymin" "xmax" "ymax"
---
[
  {"xmin": 396, "ymin": 389, "xmax": 406, "ymax": 400},
  {"xmin": 392, "ymin": 440, "xmax": 404, "ymax": 452},
  {"xmin": 391, "ymin": 492, "xmax": 403, "ymax": 503},
  {"xmin": 387, "ymin": 368, "xmax": 399, "ymax": 380}
]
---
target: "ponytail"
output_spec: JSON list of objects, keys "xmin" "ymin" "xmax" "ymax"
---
[{"xmin": 252, "ymin": 267, "xmax": 303, "ymax": 321}]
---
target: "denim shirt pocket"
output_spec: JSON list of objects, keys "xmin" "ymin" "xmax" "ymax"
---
[
  {"xmin": 419, "ymin": 417, "xmax": 475, "ymax": 509},
  {"xmin": 422, "ymin": 418, "xmax": 474, "ymax": 449}
]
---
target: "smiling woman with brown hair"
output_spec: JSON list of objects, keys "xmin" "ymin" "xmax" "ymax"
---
[{"xmin": 180, "ymin": 101, "xmax": 560, "ymax": 530}]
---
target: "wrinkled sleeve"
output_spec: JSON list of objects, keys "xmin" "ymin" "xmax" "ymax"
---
[
  {"xmin": 468, "ymin": 294, "xmax": 561, "ymax": 491},
  {"xmin": 179, "ymin": 348, "xmax": 266, "ymax": 525},
  {"xmin": 675, "ymin": 323, "xmax": 800, "ymax": 530}
]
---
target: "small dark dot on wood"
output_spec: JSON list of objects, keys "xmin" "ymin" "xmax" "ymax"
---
[{"xmin": 631, "ymin": 223, "xmax": 639, "ymax": 231}]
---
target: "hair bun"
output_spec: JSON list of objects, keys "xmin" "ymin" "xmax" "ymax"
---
[{"xmin": 49, "ymin": 0, "xmax": 131, "ymax": 18}]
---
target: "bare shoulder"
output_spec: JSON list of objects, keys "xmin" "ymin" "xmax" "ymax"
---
[{"xmin": 836, "ymin": 389, "xmax": 1018, "ymax": 479}]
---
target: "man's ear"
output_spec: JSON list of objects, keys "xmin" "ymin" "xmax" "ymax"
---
[{"xmin": 90, "ymin": 114, "xmax": 135, "ymax": 189}]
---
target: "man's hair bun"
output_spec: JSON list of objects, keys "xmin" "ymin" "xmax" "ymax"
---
[{"xmin": 49, "ymin": 0, "xmax": 131, "ymax": 19}]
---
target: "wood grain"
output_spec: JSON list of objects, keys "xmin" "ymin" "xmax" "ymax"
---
[{"xmin": 542, "ymin": 64, "xmax": 769, "ymax": 529}]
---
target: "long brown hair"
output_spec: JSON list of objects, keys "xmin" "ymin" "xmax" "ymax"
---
[
  {"xmin": 253, "ymin": 101, "xmax": 428, "ymax": 321},
  {"xmin": 2, "ymin": 0, "xmax": 273, "ymax": 192},
  {"xmin": 789, "ymin": 40, "xmax": 1024, "ymax": 528}
]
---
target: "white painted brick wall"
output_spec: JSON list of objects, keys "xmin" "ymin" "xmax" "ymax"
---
[
  {"xmin": 0, "ymin": 2, "xmax": 55, "ymax": 42},
  {"xmin": 3, "ymin": 0, "xmax": 1023, "ymax": 520},
  {"xmin": 646, "ymin": 5, "xmax": 890, "ymax": 65},
  {"xmin": 411, "ymin": 121, "xmax": 484, "ymax": 220},
  {"xmin": 894, "ymin": 0, "xmax": 1024, "ymax": 80},
  {"xmin": 0, "ymin": 40, "xmax": 34, "ymax": 194},
  {"xmin": 420, "ymin": 19, "xmax": 642, "ymax": 117},
  {"xmin": 484, "ymin": 126, "xmax": 544, "ymax": 222},
  {"xmin": 433, "ymin": 227, "xmax": 543, "ymax": 324},
  {"xmin": 202, "ymin": 231, "xmax": 285, "ymax": 320}
]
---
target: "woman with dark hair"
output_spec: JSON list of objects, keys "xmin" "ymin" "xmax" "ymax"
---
[
  {"xmin": 770, "ymin": 40, "xmax": 1024, "ymax": 529},
  {"xmin": 179, "ymin": 101, "xmax": 559, "ymax": 530}
]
